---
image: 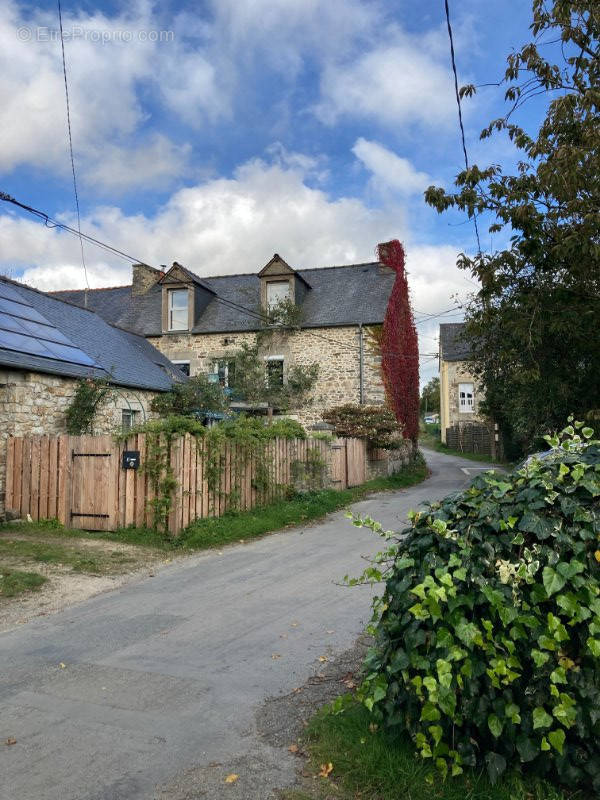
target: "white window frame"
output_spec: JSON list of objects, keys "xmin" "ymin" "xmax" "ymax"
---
[
  {"xmin": 167, "ymin": 288, "xmax": 189, "ymax": 331},
  {"xmin": 213, "ymin": 358, "xmax": 235, "ymax": 388},
  {"xmin": 265, "ymin": 354, "xmax": 284, "ymax": 388},
  {"xmin": 172, "ymin": 360, "xmax": 191, "ymax": 376},
  {"xmin": 266, "ymin": 280, "xmax": 291, "ymax": 309},
  {"xmin": 458, "ymin": 382, "xmax": 474, "ymax": 413},
  {"xmin": 121, "ymin": 409, "xmax": 139, "ymax": 431}
]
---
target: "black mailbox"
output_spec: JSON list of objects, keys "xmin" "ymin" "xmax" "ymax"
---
[{"xmin": 122, "ymin": 450, "xmax": 140, "ymax": 470}]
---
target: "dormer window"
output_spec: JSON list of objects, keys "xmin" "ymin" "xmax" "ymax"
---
[
  {"xmin": 266, "ymin": 280, "xmax": 291, "ymax": 309},
  {"xmin": 168, "ymin": 288, "xmax": 188, "ymax": 331}
]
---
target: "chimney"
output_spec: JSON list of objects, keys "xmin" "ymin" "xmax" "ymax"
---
[{"xmin": 132, "ymin": 263, "xmax": 162, "ymax": 295}]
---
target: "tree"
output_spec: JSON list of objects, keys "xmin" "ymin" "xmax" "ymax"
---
[
  {"xmin": 151, "ymin": 374, "xmax": 230, "ymax": 418},
  {"xmin": 425, "ymin": 0, "xmax": 600, "ymax": 456},
  {"xmin": 420, "ymin": 377, "xmax": 440, "ymax": 415},
  {"xmin": 229, "ymin": 342, "xmax": 319, "ymax": 413}
]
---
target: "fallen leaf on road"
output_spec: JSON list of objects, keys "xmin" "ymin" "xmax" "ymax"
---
[
  {"xmin": 290, "ymin": 621, "xmax": 299, "ymax": 627},
  {"xmin": 280, "ymin": 633, "xmax": 288, "ymax": 639},
  {"xmin": 4, "ymin": 738, "xmax": 17, "ymax": 746},
  {"xmin": 343, "ymin": 678, "xmax": 356, "ymax": 689},
  {"xmin": 59, "ymin": 662, "xmax": 66, "ymax": 669},
  {"xmin": 225, "ymin": 774, "xmax": 239, "ymax": 784},
  {"xmin": 271, "ymin": 653, "xmax": 281, "ymax": 659},
  {"xmin": 318, "ymin": 763, "xmax": 333, "ymax": 778},
  {"xmin": 288, "ymin": 744, "xmax": 299, "ymax": 753},
  {"xmin": 326, "ymin": 629, "xmax": 335, "ymax": 634},
  {"xmin": 318, "ymin": 656, "xmax": 329, "ymax": 663},
  {"xmin": 292, "ymin": 687, "xmax": 302, "ymax": 693}
]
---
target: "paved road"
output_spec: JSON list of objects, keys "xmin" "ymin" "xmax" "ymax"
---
[{"xmin": 0, "ymin": 448, "xmax": 498, "ymax": 800}]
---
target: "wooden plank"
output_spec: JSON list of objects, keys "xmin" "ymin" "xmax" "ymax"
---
[
  {"xmin": 181, "ymin": 434, "xmax": 191, "ymax": 530},
  {"xmin": 20, "ymin": 437, "xmax": 32, "ymax": 519},
  {"xmin": 201, "ymin": 439, "xmax": 209, "ymax": 519},
  {"xmin": 47, "ymin": 437, "xmax": 58, "ymax": 520},
  {"xmin": 105, "ymin": 437, "xmax": 119, "ymax": 532},
  {"xmin": 168, "ymin": 436, "xmax": 182, "ymax": 535},
  {"xmin": 188, "ymin": 435, "xmax": 198, "ymax": 523},
  {"xmin": 135, "ymin": 434, "xmax": 147, "ymax": 528},
  {"xmin": 5, "ymin": 437, "xmax": 14, "ymax": 513},
  {"xmin": 29, "ymin": 436, "xmax": 41, "ymax": 521},
  {"xmin": 11, "ymin": 437, "xmax": 23, "ymax": 516},
  {"xmin": 38, "ymin": 436, "xmax": 50, "ymax": 520},
  {"xmin": 56, "ymin": 435, "xmax": 70, "ymax": 526},
  {"xmin": 122, "ymin": 435, "xmax": 135, "ymax": 527}
]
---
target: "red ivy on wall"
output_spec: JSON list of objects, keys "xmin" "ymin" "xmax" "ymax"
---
[{"xmin": 378, "ymin": 240, "xmax": 419, "ymax": 443}]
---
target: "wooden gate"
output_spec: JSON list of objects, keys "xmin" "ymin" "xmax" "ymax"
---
[
  {"xmin": 328, "ymin": 437, "xmax": 367, "ymax": 489},
  {"xmin": 70, "ymin": 436, "xmax": 119, "ymax": 531}
]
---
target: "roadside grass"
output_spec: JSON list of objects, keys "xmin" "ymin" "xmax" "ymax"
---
[
  {"xmin": 0, "ymin": 536, "xmax": 141, "ymax": 576},
  {"xmin": 0, "ymin": 568, "xmax": 47, "ymax": 598},
  {"xmin": 0, "ymin": 458, "xmax": 429, "ymax": 555},
  {"xmin": 284, "ymin": 700, "xmax": 570, "ymax": 800},
  {"xmin": 419, "ymin": 429, "xmax": 501, "ymax": 465}
]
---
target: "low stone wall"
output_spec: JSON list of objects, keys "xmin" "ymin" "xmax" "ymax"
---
[
  {"xmin": 0, "ymin": 369, "xmax": 158, "ymax": 510},
  {"xmin": 365, "ymin": 440, "xmax": 415, "ymax": 481}
]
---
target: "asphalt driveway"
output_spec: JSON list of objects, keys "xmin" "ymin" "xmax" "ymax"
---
[{"xmin": 0, "ymin": 448, "xmax": 498, "ymax": 800}]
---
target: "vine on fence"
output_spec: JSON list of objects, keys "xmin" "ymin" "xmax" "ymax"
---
[{"xmin": 117, "ymin": 415, "xmax": 310, "ymax": 534}]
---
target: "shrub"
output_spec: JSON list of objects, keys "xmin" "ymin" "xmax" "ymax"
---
[
  {"xmin": 323, "ymin": 404, "xmax": 403, "ymax": 449},
  {"xmin": 348, "ymin": 421, "xmax": 600, "ymax": 790},
  {"xmin": 150, "ymin": 374, "xmax": 229, "ymax": 417}
]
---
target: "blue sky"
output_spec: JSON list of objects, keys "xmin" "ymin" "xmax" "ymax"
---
[{"xmin": 0, "ymin": 0, "xmax": 546, "ymax": 382}]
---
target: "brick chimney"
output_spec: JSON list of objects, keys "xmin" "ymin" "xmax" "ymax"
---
[{"xmin": 131, "ymin": 263, "xmax": 162, "ymax": 295}]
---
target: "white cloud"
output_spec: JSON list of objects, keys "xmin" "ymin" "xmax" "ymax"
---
[
  {"xmin": 315, "ymin": 33, "xmax": 458, "ymax": 128},
  {"xmin": 352, "ymin": 138, "xmax": 430, "ymax": 195},
  {"xmin": 84, "ymin": 136, "xmax": 192, "ymax": 193}
]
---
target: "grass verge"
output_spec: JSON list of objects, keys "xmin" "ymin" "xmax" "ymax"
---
[
  {"xmin": 0, "ymin": 569, "xmax": 48, "ymax": 598},
  {"xmin": 286, "ymin": 699, "xmax": 570, "ymax": 800},
  {"xmin": 0, "ymin": 458, "xmax": 429, "ymax": 554},
  {"xmin": 419, "ymin": 431, "xmax": 501, "ymax": 465}
]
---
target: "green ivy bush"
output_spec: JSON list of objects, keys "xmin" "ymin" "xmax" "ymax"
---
[
  {"xmin": 348, "ymin": 422, "xmax": 600, "ymax": 791},
  {"xmin": 323, "ymin": 404, "xmax": 403, "ymax": 449}
]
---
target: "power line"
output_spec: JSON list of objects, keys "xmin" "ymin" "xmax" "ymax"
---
[
  {"xmin": 57, "ymin": 0, "xmax": 89, "ymax": 292},
  {"xmin": 0, "ymin": 190, "xmax": 457, "ymax": 359},
  {"xmin": 443, "ymin": 0, "xmax": 482, "ymax": 254}
]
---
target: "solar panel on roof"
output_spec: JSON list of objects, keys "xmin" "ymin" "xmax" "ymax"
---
[{"xmin": 0, "ymin": 283, "xmax": 101, "ymax": 369}]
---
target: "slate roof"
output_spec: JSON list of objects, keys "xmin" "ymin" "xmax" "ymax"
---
[
  {"xmin": 52, "ymin": 285, "xmax": 133, "ymax": 325},
  {"xmin": 0, "ymin": 277, "xmax": 184, "ymax": 391},
  {"xmin": 53, "ymin": 261, "xmax": 395, "ymax": 336},
  {"xmin": 439, "ymin": 323, "xmax": 473, "ymax": 362}
]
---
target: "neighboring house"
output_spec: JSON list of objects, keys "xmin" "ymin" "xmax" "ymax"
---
[
  {"xmin": 0, "ymin": 275, "xmax": 185, "ymax": 506},
  {"xmin": 439, "ymin": 322, "xmax": 484, "ymax": 444},
  {"xmin": 54, "ymin": 254, "xmax": 396, "ymax": 427}
]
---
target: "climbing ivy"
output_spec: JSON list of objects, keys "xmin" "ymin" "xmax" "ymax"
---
[
  {"xmin": 343, "ymin": 421, "xmax": 600, "ymax": 791},
  {"xmin": 65, "ymin": 378, "xmax": 110, "ymax": 434}
]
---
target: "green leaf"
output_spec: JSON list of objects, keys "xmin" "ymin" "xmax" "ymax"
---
[
  {"xmin": 488, "ymin": 714, "xmax": 503, "ymax": 738},
  {"xmin": 587, "ymin": 638, "xmax": 600, "ymax": 657},
  {"xmin": 485, "ymin": 752, "xmax": 507, "ymax": 784},
  {"xmin": 540, "ymin": 737, "xmax": 550, "ymax": 751},
  {"xmin": 533, "ymin": 706, "xmax": 553, "ymax": 730},
  {"xmin": 532, "ymin": 649, "xmax": 550, "ymax": 667},
  {"xmin": 519, "ymin": 512, "xmax": 555, "ymax": 540},
  {"xmin": 548, "ymin": 729, "xmax": 566, "ymax": 755},
  {"xmin": 516, "ymin": 735, "xmax": 539, "ymax": 762},
  {"xmin": 543, "ymin": 566, "xmax": 566, "ymax": 597}
]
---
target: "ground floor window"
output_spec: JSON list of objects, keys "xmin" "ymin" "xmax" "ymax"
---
[
  {"xmin": 213, "ymin": 359, "xmax": 236, "ymax": 388},
  {"xmin": 266, "ymin": 356, "xmax": 284, "ymax": 388},
  {"xmin": 173, "ymin": 360, "xmax": 191, "ymax": 376},
  {"xmin": 122, "ymin": 409, "xmax": 140, "ymax": 430},
  {"xmin": 458, "ymin": 382, "xmax": 474, "ymax": 413}
]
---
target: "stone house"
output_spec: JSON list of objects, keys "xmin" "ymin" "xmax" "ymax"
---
[
  {"xmin": 55, "ymin": 254, "xmax": 396, "ymax": 427},
  {"xmin": 439, "ymin": 322, "xmax": 484, "ymax": 443},
  {"xmin": 0, "ymin": 276, "xmax": 184, "ymax": 506}
]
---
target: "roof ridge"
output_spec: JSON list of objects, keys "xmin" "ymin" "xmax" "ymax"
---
[
  {"xmin": 202, "ymin": 261, "xmax": 383, "ymax": 281},
  {"xmin": 0, "ymin": 274, "xmax": 102, "ymax": 314},
  {"xmin": 48, "ymin": 284, "xmax": 131, "ymax": 294}
]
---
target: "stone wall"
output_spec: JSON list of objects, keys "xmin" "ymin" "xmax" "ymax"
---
[
  {"xmin": 148, "ymin": 324, "xmax": 386, "ymax": 427},
  {"xmin": 365, "ymin": 440, "xmax": 415, "ymax": 481},
  {"xmin": 0, "ymin": 369, "xmax": 158, "ymax": 508},
  {"xmin": 440, "ymin": 359, "xmax": 484, "ymax": 443}
]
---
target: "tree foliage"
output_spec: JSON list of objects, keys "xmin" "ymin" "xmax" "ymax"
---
[
  {"xmin": 348, "ymin": 421, "xmax": 600, "ymax": 790},
  {"xmin": 425, "ymin": 0, "xmax": 600, "ymax": 456},
  {"xmin": 420, "ymin": 377, "xmax": 440, "ymax": 414},
  {"xmin": 150, "ymin": 374, "xmax": 230, "ymax": 418},
  {"xmin": 229, "ymin": 342, "xmax": 319, "ymax": 411},
  {"xmin": 378, "ymin": 241, "xmax": 420, "ymax": 444}
]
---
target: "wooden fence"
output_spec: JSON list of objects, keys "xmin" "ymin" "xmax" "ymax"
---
[{"xmin": 5, "ymin": 433, "xmax": 367, "ymax": 535}]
